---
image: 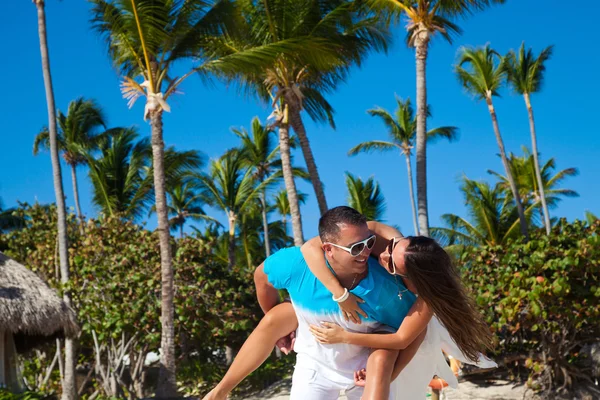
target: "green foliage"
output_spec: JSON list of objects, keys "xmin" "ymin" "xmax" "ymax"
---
[
  {"xmin": 0, "ymin": 203, "xmax": 290, "ymax": 398},
  {"xmin": 460, "ymin": 219, "xmax": 600, "ymax": 391},
  {"xmin": 0, "ymin": 390, "xmax": 56, "ymax": 400},
  {"xmin": 345, "ymin": 172, "xmax": 386, "ymax": 222}
]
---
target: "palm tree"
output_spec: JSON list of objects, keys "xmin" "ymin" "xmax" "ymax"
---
[
  {"xmin": 214, "ymin": 0, "xmax": 389, "ymax": 241},
  {"xmin": 345, "ymin": 172, "xmax": 386, "ymax": 221},
  {"xmin": 233, "ymin": 117, "xmax": 280, "ymax": 258},
  {"xmin": 87, "ymin": 128, "xmax": 204, "ymax": 221},
  {"xmin": 367, "ymin": 0, "xmax": 505, "ymax": 237},
  {"xmin": 488, "ymin": 149, "xmax": 578, "ymax": 220},
  {"xmin": 234, "ymin": 117, "xmax": 308, "ymax": 257},
  {"xmin": 349, "ymin": 97, "xmax": 458, "ymax": 234},
  {"xmin": 33, "ymin": 97, "xmax": 107, "ymax": 224},
  {"xmin": 432, "ymin": 177, "xmax": 535, "ymax": 248},
  {"xmin": 272, "ymin": 188, "xmax": 308, "ymax": 236},
  {"xmin": 506, "ymin": 43, "xmax": 554, "ymax": 235},
  {"xmin": 88, "ymin": 2, "xmax": 248, "ymax": 390},
  {"xmin": 163, "ymin": 181, "xmax": 218, "ymax": 239},
  {"xmin": 32, "ymin": 1, "xmax": 76, "ymax": 398},
  {"xmin": 86, "ymin": 128, "xmax": 152, "ymax": 220},
  {"xmin": 196, "ymin": 150, "xmax": 276, "ymax": 270},
  {"xmin": 455, "ymin": 45, "xmax": 528, "ymax": 239}
]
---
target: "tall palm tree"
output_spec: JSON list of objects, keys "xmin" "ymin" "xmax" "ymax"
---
[
  {"xmin": 488, "ymin": 149, "xmax": 578, "ymax": 220},
  {"xmin": 367, "ymin": 0, "xmax": 505, "ymax": 237},
  {"xmin": 89, "ymin": 1, "xmax": 248, "ymax": 391},
  {"xmin": 87, "ymin": 128, "xmax": 203, "ymax": 221},
  {"xmin": 214, "ymin": 0, "xmax": 389, "ymax": 239},
  {"xmin": 233, "ymin": 117, "xmax": 280, "ymax": 258},
  {"xmin": 345, "ymin": 172, "xmax": 386, "ymax": 221},
  {"xmin": 349, "ymin": 97, "xmax": 458, "ymax": 234},
  {"xmin": 272, "ymin": 188, "xmax": 308, "ymax": 236},
  {"xmin": 164, "ymin": 181, "xmax": 218, "ymax": 239},
  {"xmin": 432, "ymin": 177, "xmax": 535, "ymax": 248},
  {"xmin": 32, "ymin": 1, "xmax": 76, "ymax": 398},
  {"xmin": 33, "ymin": 97, "xmax": 107, "ymax": 223},
  {"xmin": 196, "ymin": 150, "xmax": 276, "ymax": 270},
  {"xmin": 86, "ymin": 128, "xmax": 152, "ymax": 220},
  {"xmin": 506, "ymin": 43, "xmax": 554, "ymax": 235},
  {"xmin": 455, "ymin": 45, "xmax": 528, "ymax": 239},
  {"xmin": 234, "ymin": 117, "xmax": 308, "ymax": 256}
]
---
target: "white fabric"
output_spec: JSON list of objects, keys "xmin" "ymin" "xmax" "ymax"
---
[
  {"xmin": 289, "ymin": 362, "xmax": 369, "ymax": 400},
  {"xmin": 391, "ymin": 317, "xmax": 497, "ymax": 399}
]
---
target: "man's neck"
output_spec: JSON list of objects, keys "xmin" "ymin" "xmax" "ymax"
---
[{"xmin": 325, "ymin": 255, "xmax": 367, "ymax": 289}]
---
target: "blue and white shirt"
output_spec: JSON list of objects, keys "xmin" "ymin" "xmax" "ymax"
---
[{"xmin": 264, "ymin": 247, "xmax": 417, "ymax": 384}]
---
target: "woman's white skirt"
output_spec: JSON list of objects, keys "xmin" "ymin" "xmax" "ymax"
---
[{"xmin": 390, "ymin": 317, "xmax": 497, "ymax": 400}]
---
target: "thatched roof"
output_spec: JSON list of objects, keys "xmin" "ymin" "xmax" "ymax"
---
[{"xmin": 0, "ymin": 251, "xmax": 79, "ymax": 352}]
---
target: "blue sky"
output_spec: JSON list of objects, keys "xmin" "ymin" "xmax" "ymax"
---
[{"xmin": 1, "ymin": 0, "xmax": 599, "ymax": 238}]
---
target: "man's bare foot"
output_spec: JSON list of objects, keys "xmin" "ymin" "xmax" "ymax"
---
[{"xmin": 202, "ymin": 388, "xmax": 228, "ymax": 400}]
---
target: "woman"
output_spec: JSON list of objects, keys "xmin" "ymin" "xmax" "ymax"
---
[{"xmin": 203, "ymin": 222, "xmax": 494, "ymax": 400}]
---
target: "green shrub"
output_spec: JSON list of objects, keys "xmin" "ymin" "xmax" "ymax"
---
[{"xmin": 461, "ymin": 218, "xmax": 600, "ymax": 391}]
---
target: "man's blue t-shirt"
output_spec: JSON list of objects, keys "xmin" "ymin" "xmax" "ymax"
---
[{"xmin": 263, "ymin": 247, "xmax": 416, "ymax": 384}]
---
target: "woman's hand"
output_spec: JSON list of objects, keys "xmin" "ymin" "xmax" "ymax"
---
[
  {"xmin": 309, "ymin": 322, "xmax": 348, "ymax": 344},
  {"xmin": 339, "ymin": 293, "xmax": 367, "ymax": 324}
]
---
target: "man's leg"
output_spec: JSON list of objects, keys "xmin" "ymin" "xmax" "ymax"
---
[
  {"xmin": 289, "ymin": 367, "xmax": 343, "ymax": 400},
  {"xmin": 362, "ymin": 348, "xmax": 398, "ymax": 400},
  {"xmin": 203, "ymin": 303, "xmax": 298, "ymax": 400}
]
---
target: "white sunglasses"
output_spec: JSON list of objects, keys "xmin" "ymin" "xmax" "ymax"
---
[
  {"xmin": 325, "ymin": 234, "xmax": 376, "ymax": 257},
  {"xmin": 387, "ymin": 236, "xmax": 409, "ymax": 278}
]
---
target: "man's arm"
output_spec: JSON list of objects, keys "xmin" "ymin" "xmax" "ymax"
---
[{"xmin": 254, "ymin": 262, "xmax": 280, "ymax": 314}]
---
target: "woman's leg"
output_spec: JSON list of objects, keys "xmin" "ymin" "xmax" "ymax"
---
[
  {"xmin": 203, "ymin": 302, "xmax": 298, "ymax": 400},
  {"xmin": 361, "ymin": 348, "xmax": 398, "ymax": 400}
]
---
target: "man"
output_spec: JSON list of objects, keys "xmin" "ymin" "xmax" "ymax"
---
[{"xmin": 254, "ymin": 206, "xmax": 424, "ymax": 399}]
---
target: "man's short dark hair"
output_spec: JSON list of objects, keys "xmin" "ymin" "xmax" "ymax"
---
[{"xmin": 319, "ymin": 206, "xmax": 367, "ymax": 243}]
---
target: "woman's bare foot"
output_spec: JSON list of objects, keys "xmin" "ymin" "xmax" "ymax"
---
[{"xmin": 201, "ymin": 388, "xmax": 228, "ymax": 400}]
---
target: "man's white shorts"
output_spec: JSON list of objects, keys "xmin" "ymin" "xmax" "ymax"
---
[{"xmin": 289, "ymin": 364, "xmax": 364, "ymax": 400}]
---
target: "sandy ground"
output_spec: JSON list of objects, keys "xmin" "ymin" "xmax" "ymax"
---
[{"xmin": 245, "ymin": 377, "xmax": 531, "ymax": 400}]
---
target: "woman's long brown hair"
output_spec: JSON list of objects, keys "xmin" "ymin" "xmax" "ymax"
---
[{"xmin": 403, "ymin": 236, "xmax": 494, "ymax": 362}]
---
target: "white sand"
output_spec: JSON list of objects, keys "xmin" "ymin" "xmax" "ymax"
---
[{"xmin": 245, "ymin": 378, "xmax": 530, "ymax": 400}]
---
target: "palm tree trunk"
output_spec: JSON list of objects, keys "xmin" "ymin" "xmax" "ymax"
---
[
  {"xmin": 228, "ymin": 212, "xmax": 236, "ymax": 268},
  {"xmin": 70, "ymin": 165, "xmax": 85, "ymax": 235},
  {"xmin": 260, "ymin": 191, "xmax": 271, "ymax": 257},
  {"xmin": 226, "ymin": 211, "xmax": 237, "ymax": 367},
  {"xmin": 404, "ymin": 153, "xmax": 420, "ymax": 236},
  {"xmin": 524, "ymin": 93, "xmax": 551, "ymax": 235},
  {"xmin": 150, "ymin": 111, "xmax": 177, "ymax": 399},
  {"xmin": 35, "ymin": 3, "xmax": 77, "ymax": 399},
  {"xmin": 287, "ymin": 101, "xmax": 328, "ymax": 215},
  {"xmin": 486, "ymin": 97, "xmax": 529, "ymax": 239},
  {"xmin": 180, "ymin": 224, "xmax": 184, "ymax": 239},
  {"xmin": 414, "ymin": 29, "xmax": 430, "ymax": 237},
  {"xmin": 278, "ymin": 119, "xmax": 304, "ymax": 245}
]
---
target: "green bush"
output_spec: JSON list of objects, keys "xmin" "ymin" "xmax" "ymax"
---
[
  {"xmin": 461, "ymin": 218, "xmax": 600, "ymax": 391},
  {"xmin": 0, "ymin": 390, "xmax": 56, "ymax": 400},
  {"xmin": 0, "ymin": 204, "xmax": 291, "ymax": 398}
]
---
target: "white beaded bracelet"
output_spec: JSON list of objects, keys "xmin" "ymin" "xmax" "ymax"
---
[{"xmin": 332, "ymin": 288, "xmax": 349, "ymax": 303}]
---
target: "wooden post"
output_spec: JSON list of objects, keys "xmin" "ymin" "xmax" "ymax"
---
[
  {"xmin": 431, "ymin": 388, "xmax": 440, "ymax": 400},
  {"xmin": 0, "ymin": 330, "xmax": 5, "ymax": 388}
]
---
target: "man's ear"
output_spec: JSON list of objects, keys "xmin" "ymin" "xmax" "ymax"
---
[{"xmin": 321, "ymin": 243, "xmax": 332, "ymax": 254}]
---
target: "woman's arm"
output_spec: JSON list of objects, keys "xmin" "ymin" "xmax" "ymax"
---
[
  {"xmin": 310, "ymin": 297, "xmax": 433, "ymax": 350},
  {"xmin": 301, "ymin": 236, "xmax": 367, "ymax": 323},
  {"xmin": 367, "ymin": 221, "xmax": 403, "ymax": 258},
  {"xmin": 301, "ymin": 236, "xmax": 345, "ymax": 298}
]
